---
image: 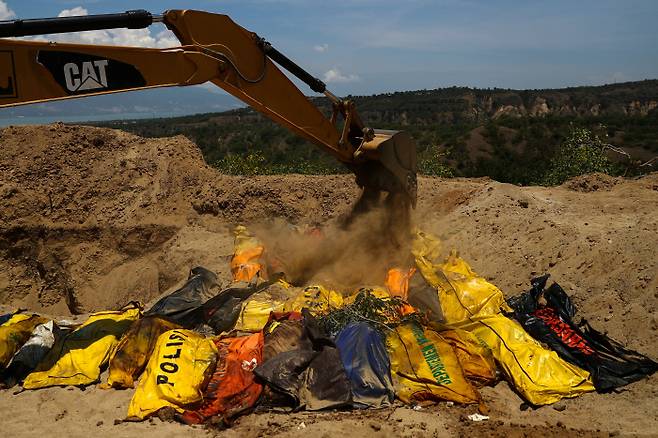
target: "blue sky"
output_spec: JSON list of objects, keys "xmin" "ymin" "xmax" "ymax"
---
[{"xmin": 2, "ymin": 0, "xmax": 658, "ymax": 96}]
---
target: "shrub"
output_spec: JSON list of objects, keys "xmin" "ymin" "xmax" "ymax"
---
[
  {"xmin": 212, "ymin": 151, "xmax": 342, "ymax": 175},
  {"xmin": 540, "ymin": 126, "xmax": 616, "ymax": 186},
  {"xmin": 417, "ymin": 148, "xmax": 454, "ymax": 177},
  {"xmin": 213, "ymin": 152, "xmax": 271, "ymax": 176}
]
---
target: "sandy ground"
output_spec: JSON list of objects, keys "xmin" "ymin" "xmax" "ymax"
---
[{"xmin": 0, "ymin": 124, "xmax": 656, "ymax": 437}]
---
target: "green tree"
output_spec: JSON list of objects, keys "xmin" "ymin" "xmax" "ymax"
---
[{"xmin": 540, "ymin": 126, "xmax": 615, "ymax": 185}]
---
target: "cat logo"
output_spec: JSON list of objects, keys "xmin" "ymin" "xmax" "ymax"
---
[
  {"xmin": 0, "ymin": 50, "xmax": 18, "ymax": 98},
  {"xmin": 64, "ymin": 60, "xmax": 109, "ymax": 92},
  {"xmin": 37, "ymin": 50, "xmax": 146, "ymax": 95}
]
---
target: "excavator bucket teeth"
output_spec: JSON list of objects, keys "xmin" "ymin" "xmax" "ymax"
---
[{"xmin": 353, "ymin": 130, "xmax": 418, "ymax": 207}]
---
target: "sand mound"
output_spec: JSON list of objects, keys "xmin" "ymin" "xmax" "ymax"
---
[
  {"xmin": 0, "ymin": 124, "xmax": 366, "ymax": 314},
  {"xmin": 0, "ymin": 124, "xmax": 656, "ymax": 436}
]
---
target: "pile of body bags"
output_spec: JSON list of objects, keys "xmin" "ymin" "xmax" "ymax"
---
[{"xmin": 0, "ymin": 227, "xmax": 656, "ymax": 427}]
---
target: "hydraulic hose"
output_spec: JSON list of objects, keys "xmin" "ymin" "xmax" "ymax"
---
[{"xmin": 0, "ymin": 10, "xmax": 154, "ymax": 38}]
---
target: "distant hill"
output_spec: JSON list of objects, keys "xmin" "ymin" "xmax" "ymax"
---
[
  {"xmin": 0, "ymin": 86, "xmax": 241, "ymax": 124},
  {"xmin": 348, "ymin": 79, "xmax": 658, "ymax": 122},
  {"xmin": 91, "ymin": 80, "xmax": 658, "ymax": 184}
]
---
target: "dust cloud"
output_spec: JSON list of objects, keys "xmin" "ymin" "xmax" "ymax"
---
[{"xmin": 251, "ymin": 201, "xmax": 414, "ymax": 292}]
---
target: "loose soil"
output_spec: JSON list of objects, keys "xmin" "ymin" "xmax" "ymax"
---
[{"xmin": 0, "ymin": 124, "xmax": 656, "ymax": 437}]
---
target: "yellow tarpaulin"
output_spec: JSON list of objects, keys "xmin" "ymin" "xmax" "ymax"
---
[
  {"xmin": 412, "ymin": 231, "xmax": 511, "ymax": 325},
  {"xmin": 127, "ymin": 329, "xmax": 218, "ymax": 420},
  {"xmin": 458, "ymin": 315, "xmax": 595, "ymax": 405},
  {"xmin": 386, "ymin": 323, "xmax": 481, "ymax": 405},
  {"xmin": 23, "ymin": 304, "xmax": 140, "ymax": 389},
  {"xmin": 0, "ymin": 314, "xmax": 48, "ymax": 368}
]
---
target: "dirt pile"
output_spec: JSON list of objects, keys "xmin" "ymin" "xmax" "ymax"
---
[
  {"xmin": 417, "ymin": 174, "xmax": 658, "ymax": 352},
  {"xmin": 0, "ymin": 124, "xmax": 217, "ymax": 314},
  {"xmin": 0, "ymin": 124, "xmax": 656, "ymax": 436}
]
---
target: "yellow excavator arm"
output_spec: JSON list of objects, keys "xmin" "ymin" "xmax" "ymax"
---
[{"xmin": 0, "ymin": 9, "xmax": 417, "ymax": 206}]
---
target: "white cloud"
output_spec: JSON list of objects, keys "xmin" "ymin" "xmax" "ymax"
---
[
  {"xmin": 323, "ymin": 68, "xmax": 360, "ymax": 83},
  {"xmin": 313, "ymin": 43, "xmax": 329, "ymax": 53},
  {"xmin": 20, "ymin": 5, "xmax": 178, "ymax": 48},
  {"xmin": 58, "ymin": 6, "xmax": 87, "ymax": 18},
  {"xmin": 0, "ymin": 1, "xmax": 15, "ymax": 20}
]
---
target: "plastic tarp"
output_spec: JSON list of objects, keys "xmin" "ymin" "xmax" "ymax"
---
[
  {"xmin": 231, "ymin": 225, "xmax": 265, "ymax": 282},
  {"xmin": 255, "ymin": 349, "xmax": 316, "ymax": 408},
  {"xmin": 255, "ymin": 310, "xmax": 352, "ymax": 411},
  {"xmin": 0, "ymin": 314, "xmax": 48, "ymax": 368},
  {"xmin": 145, "ymin": 267, "xmax": 219, "ymax": 327},
  {"xmin": 180, "ymin": 332, "xmax": 264, "ymax": 425},
  {"xmin": 23, "ymin": 304, "xmax": 140, "ymax": 389},
  {"xmin": 1, "ymin": 320, "xmax": 58, "ymax": 387},
  {"xmin": 105, "ymin": 316, "xmax": 181, "ymax": 389},
  {"xmin": 200, "ymin": 278, "xmax": 281, "ymax": 334},
  {"xmin": 412, "ymin": 231, "xmax": 511, "ymax": 325},
  {"xmin": 509, "ymin": 275, "xmax": 658, "ymax": 391},
  {"xmin": 298, "ymin": 344, "xmax": 352, "ymax": 410},
  {"xmin": 439, "ymin": 329, "xmax": 497, "ymax": 386},
  {"xmin": 262, "ymin": 314, "xmax": 309, "ymax": 362},
  {"xmin": 256, "ymin": 314, "xmax": 311, "ymax": 409},
  {"xmin": 127, "ymin": 329, "xmax": 218, "ymax": 420},
  {"xmin": 386, "ymin": 322, "xmax": 481, "ymax": 405},
  {"xmin": 335, "ymin": 322, "xmax": 395, "ymax": 408},
  {"xmin": 457, "ymin": 315, "xmax": 595, "ymax": 405}
]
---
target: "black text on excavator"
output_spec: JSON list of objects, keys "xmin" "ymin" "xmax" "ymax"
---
[{"xmin": 0, "ymin": 9, "xmax": 417, "ymax": 215}]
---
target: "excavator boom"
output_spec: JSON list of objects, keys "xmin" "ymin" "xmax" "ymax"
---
[{"xmin": 0, "ymin": 9, "xmax": 417, "ymax": 206}]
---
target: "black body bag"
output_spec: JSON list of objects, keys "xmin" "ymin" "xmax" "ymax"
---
[{"xmin": 508, "ymin": 275, "xmax": 658, "ymax": 391}]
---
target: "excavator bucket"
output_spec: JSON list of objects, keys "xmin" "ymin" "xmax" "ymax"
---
[{"xmin": 353, "ymin": 130, "xmax": 418, "ymax": 208}]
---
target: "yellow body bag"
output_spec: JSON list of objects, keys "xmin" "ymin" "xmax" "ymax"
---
[
  {"xmin": 127, "ymin": 329, "xmax": 217, "ymax": 420},
  {"xmin": 23, "ymin": 305, "xmax": 140, "ymax": 389},
  {"xmin": 233, "ymin": 298, "xmax": 286, "ymax": 332},
  {"xmin": 459, "ymin": 315, "xmax": 595, "ymax": 405},
  {"xmin": 0, "ymin": 314, "xmax": 48, "ymax": 368},
  {"xmin": 412, "ymin": 232, "xmax": 511, "ymax": 325},
  {"xmin": 105, "ymin": 316, "xmax": 181, "ymax": 389},
  {"xmin": 386, "ymin": 323, "xmax": 481, "ymax": 405},
  {"xmin": 440, "ymin": 328, "xmax": 497, "ymax": 386}
]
